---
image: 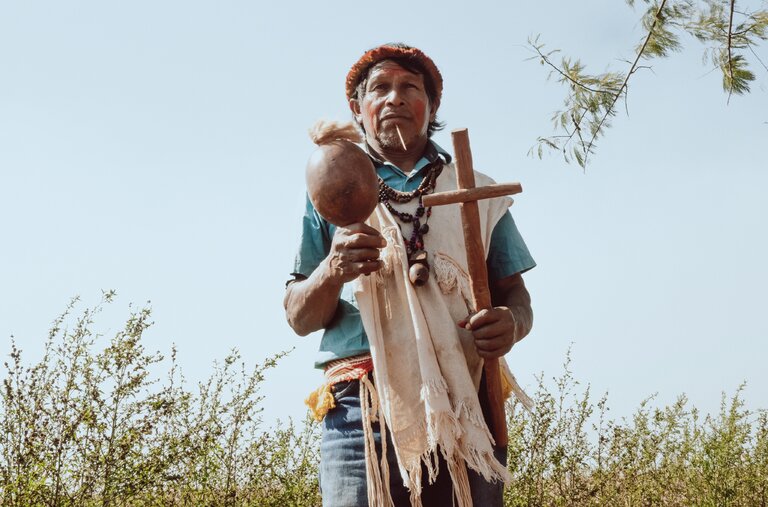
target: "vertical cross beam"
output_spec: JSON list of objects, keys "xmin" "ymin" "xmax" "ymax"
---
[{"xmin": 422, "ymin": 128, "xmax": 523, "ymax": 447}]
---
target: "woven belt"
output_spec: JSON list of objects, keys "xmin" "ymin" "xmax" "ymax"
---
[
  {"xmin": 324, "ymin": 353, "xmax": 374, "ymax": 386},
  {"xmin": 305, "ymin": 353, "xmax": 374, "ymax": 422}
]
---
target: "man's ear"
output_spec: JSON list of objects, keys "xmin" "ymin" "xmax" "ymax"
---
[{"xmin": 349, "ymin": 99, "xmax": 362, "ymax": 123}]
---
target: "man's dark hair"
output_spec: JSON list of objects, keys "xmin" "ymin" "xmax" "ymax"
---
[{"xmin": 351, "ymin": 56, "xmax": 445, "ymax": 138}]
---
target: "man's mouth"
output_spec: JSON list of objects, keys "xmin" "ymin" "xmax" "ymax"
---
[{"xmin": 380, "ymin": 114, "xmax": 409, "ymax": 122}]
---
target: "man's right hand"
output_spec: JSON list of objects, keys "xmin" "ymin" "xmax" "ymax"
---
[
  {"xmin": 327, "ymin": 223, "xmax": 387, "ymax": 283},
  {"xmin": 284, "ymin": 222, "xmax": 385, "ymax": 336}
]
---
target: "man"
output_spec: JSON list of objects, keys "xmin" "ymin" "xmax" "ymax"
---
[{"xmin": 285, "ymin": 43, "xmax": 535, "ymax": 507}]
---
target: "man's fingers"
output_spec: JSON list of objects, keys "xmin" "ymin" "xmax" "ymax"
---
[
  {"xmin": 471, "ymin": 321, "xmax": 508, "ymax": 340},
  {"xmin": 340, "ymin": 260, "xmax": 381, "ymax": 278},
  {"xmin": 465, "ymin": 308, "xmax": 501, "ymax": 330},
  {"xmin": 340, "ymin": 232, "xmax": 386, "ymax": 250},
  {"xmin": 343, "ymin": 222, "xmax": 379, "ymax": 235},
  {"xmin": 459, "ymin": 309, "xmax": 498, "ymax": 331},
  {"xmin": 339, "ymin": 223, "xmax": 387, "ymax": 248},
  {"xmin": 357, "ymin": 260, "xmax": 382, "ymax": 274},
  {"xmin": 342, "ymin": 248, "xmax": 381, "ymax": 262},
  {"xmin": 475, "ymin": 337, "xmax": 512, "ymax": 358},
  {"xmin": 356, "ymin": 233, "xmax": 387, "ymax": 249}
]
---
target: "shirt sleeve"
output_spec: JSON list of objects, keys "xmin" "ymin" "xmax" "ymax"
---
[
  {"xmin": 486, "ymin": 210, "xmax": 536, "ymax": 282},
  {"xmin": 291, "ymin": 194, "xmax": 335, "ymax": 278}
]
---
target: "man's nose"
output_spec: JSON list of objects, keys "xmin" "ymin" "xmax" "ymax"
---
[{"xmin": 385, "ymin": 88, "xmax": 406, "ymax": 106}]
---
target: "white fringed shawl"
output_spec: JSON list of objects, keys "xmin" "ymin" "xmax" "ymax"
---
[{"xmin": 354, "ymin": 162, "xmax": 514, "ymax": 507}]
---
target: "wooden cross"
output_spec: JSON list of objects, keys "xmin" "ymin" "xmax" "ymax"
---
[{"xmin": 422, "ymin": 128, "xmax": 523, "ymax": 447}]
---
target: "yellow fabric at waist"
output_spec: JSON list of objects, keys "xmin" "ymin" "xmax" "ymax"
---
[{"xmin": 305, "ymin": 353, "xmax": 374, "ymax": 422}]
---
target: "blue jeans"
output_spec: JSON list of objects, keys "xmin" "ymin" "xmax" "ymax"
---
[{"xmin": 319, "ymin": 379, "xmax": 507, "ymax": 507}]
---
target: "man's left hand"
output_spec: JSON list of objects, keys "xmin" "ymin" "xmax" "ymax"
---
[{"xmin": 458, "ymin": 307, "xmax": 526, "ymax": 359}]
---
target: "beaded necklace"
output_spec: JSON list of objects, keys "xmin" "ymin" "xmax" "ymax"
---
[{"xmin": 377, "ymin": 159, "xmax": 444, "ymax": 285}]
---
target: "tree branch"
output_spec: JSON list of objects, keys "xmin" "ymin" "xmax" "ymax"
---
[
  {"xmin": 583, "ymin": 0, "xmax": 669, "ymax": 165},
  {"xmin": 727, "ymin": 0, "xmax": 736, "ymax": 104},
  {"xmin": 532, "ymin": 45, "xmax": 614, "ymax": 95}
]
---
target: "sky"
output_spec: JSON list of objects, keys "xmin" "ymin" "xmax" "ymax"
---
[{"xmin": 1, "ymin": 0, "xmax": 766, "ymax": 429}]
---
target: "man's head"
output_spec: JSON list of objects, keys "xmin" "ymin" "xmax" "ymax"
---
[{"xmin": 346, "ymin": 43, "xmax": 444, "ymax": 152}]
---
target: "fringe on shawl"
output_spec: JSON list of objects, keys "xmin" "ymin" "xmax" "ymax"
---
[
  {"xmin": 399, "ymin": 419, "xmax": 472, "ymax": 507},
  {"xmin": 398, "ymin": 414, "xmax": 503, "ymax": 507},
  {"xmin": 433, "ymin": 252, "xmax": 474, "ymax": 314},
  {"xmin": 461, "ymin": 445, "xmax": 511, "ymax": 486},
  {"xmin": 452, "ymin": 399, "xmax": 512, "ymax": 483},
  {"xmin": 392, "ymin": 378, "xmax": 477, "ymax": 507},
  {"xmin": 393, "ymin": 387, "xmax": 511, "ymax": 507},
  {"xmin": 455, "ymin": 399, "xmax": 495, "ymax": 436}
]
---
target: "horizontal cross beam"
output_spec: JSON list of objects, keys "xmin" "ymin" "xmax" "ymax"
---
[{"xmin": 421, "ymin": 183, "xmax": 522, "ymax": 207}]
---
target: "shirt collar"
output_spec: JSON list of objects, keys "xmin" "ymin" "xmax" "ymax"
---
[{"xmin": 366, "ymin": 140, "xmax": 452, "ymax": 179}]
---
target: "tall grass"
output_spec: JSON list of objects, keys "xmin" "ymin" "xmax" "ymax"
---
[{"xmin": 1, "ymin": 295, "xmax": 765, "ymax": 506}]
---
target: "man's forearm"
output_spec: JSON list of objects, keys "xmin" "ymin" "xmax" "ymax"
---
[
  {"xmin": 284, "ymin": 260, "xmax": 344, "ymax": 336},
  {"xmin": 507, "ymin": 299, "xmax": 533, "ymax": 344},
  {"xmin": 491, "ymin": 273, "xmax": 533, "ymax": 344}
]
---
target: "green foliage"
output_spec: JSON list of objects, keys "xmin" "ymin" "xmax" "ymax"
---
[
  {"xmin": 641, "ymin": 1, "xmax": 689, "ymax": 58},
  {"xmin": 504, "ymin": 354, "xmax": 768, "ymax": 505},
  {"xmin": 529, "ymin": 0, "xmax": 768, "ymax": 167},
  {"xmin": 0, "ymin": 293, "xmax": 320, "ymax": 507},
  {"xmin": 688, "ymin": 1, "xmax": 768, "ymax": 98}
]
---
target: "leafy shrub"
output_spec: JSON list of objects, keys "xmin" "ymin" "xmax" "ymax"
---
[
  {"xmin": 0, "ymin": 293, "xmax": 320, "ymax": 507},
  {"xmin": 505, "ymin": 352, "xmax": 768, "ymax": 506}
]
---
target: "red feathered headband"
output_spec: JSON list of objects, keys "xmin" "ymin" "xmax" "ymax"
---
[{"xmin": 345, "ymin": 44, "xmax": 443, "ymax": 102}]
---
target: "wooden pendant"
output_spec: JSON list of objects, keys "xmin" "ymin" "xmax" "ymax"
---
[{"xmin": 408, "ymin": 251, "xmax": 430, "ymax": 286}]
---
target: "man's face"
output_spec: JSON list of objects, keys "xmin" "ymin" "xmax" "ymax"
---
[{"xmin": 350, "ymin": 60, "xmax": 436, "ymax": 151}]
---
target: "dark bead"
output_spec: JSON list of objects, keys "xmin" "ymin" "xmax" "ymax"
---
[{"xmin": 420, "ymin": 223, "xmax": 429, "ymax": 234}]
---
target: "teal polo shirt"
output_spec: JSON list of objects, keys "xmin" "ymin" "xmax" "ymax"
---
[{"xmin": 292, "ymin": 141, "xmax": 536, "ymax": 368}]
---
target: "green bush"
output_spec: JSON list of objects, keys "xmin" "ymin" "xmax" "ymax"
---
[
  {"xmin": 0, "ymin": 293, "xmax": 320, "ymax": 507},
  {"xmin": 504, "ymin": 352, "xmax": 768, "ymax": 506}
]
